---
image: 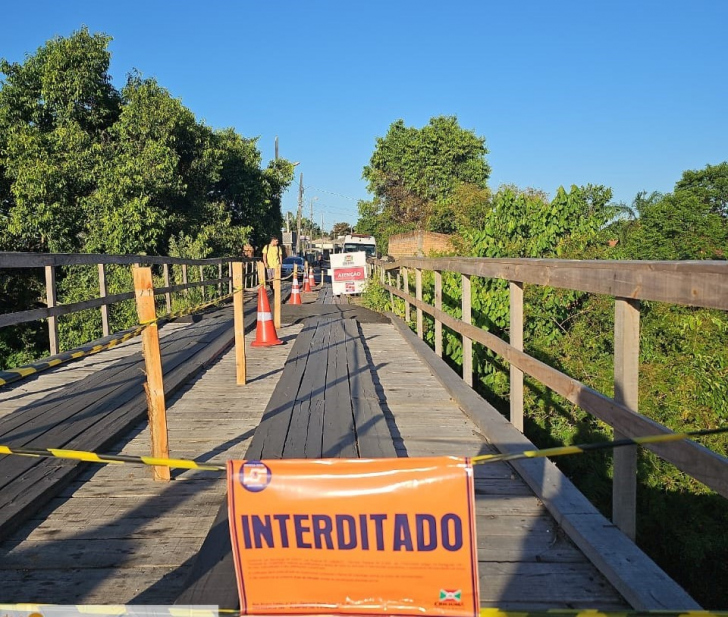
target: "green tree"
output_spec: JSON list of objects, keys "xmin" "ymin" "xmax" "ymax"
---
[
  {"xmin": 620, "ymin": 163, "xmax": 728, "ymax": 261},
  {"xmin": 675, "ymin": 161, "xmax": 728, "ymax": 217},
  {"xmin": 0, "ymin": 27, "xmax": 121, "ymax": 252},
  {"xmin": 360, "ymin": 116, "xmax": 490, "ymax": 239},
  {"xmin": 331, "ymin": 221, "xmax": 353, "ymax": 237},
  {"xmin": 81, "ymin": 74, "xmax": 228, "ymax": 255},
  {"xmin": 0, "ymin": 27, "xmax": 295, "ymax": 360},
  {"xmin": 257, "ymin": 158, "xmax": 295, "ymax": 246}
]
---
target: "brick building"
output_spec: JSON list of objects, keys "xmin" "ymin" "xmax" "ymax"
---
[{"xmin": 387, "ymin": 231, "xmax": 454, "ymax": 258}]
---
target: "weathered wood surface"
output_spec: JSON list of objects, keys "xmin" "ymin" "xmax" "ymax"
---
[
  {"xmin": 0, "ymin": 291, "xmax": 261, "ymax": 542},
  {"xmin": 384, "ymin": 284, "xmax": 728, "ymax": 498},
  {"xmin": 0, "ymin": 324, "xmax": 300, "ymax": 603},
  {"xmin": 280, "ymin": 302, "xmax": 389, "ymax": 323},
  {"xmin": 384, "ymin": 257, "xmax": 728, "ymax": 310},
  {"xmin": 0, "ymin": 323, "xmax": 185, "ymax": 417},
  {"xmin": 0, "ymin": 251, "xmax": 244, "ymax": 268},
  {"xmin": 177, "ymin": 306, "xmax": 397, "ymax": 605},
  {"xmin": 361, "ymin": 321, "xmax": 630, "ymax": 609},
  {"xmin": 0, "ymin": 284, "xmax": 693, "ymax": 609},
  {"xmin": 384, "ymin": 316, "xmax": 698, "ymax": 610}
]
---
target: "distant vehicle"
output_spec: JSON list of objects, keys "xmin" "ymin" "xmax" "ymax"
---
[
  {"xmin": 281, "ymin": 256, "xmax": 306, "ymax": 279},
  {"xmin": 342, "ymin": 234, "xmax": 377, "ymax": 259}
]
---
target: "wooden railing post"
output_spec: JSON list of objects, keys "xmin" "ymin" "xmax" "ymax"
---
[
  {"xmin": 163, "ymin": 263, "xmax": 172, "ymax": 314},
  {"xmin": 416, "ymin": 268, "xmax": 423, "ymax": 338},
  {"xmin": 182, "ymin": 264, "xmax": 188, "ymax": 296},
  {"xmin": 403, "ymin": 267, "xmax": 411, "ymax": 323},
  {"xmin": 218, "ymin": 262, "xmax": 223, "ymax": 297},
  {"xmin": 98, "ymin": 263, "xmax": 110, "ymax": 337},
  {"xmin": 45, "ymin": 265, "xmax": 58, "ymax": 356},
  {"xmin": 232, "ymin": 262, "xmax": 247, "ymax": 385},
  {"xmin": 435, "ymin": 270, "xmax": 443, "ymax": 357},
  {"xmin": 229, "ymin": 262, "xmax": 234, "ymax": 295},
  {"xmin": 613, "ymin": 297, "xmax": 640, "ymax": 540},
  {"xmin": 133, "ymin": 266, "xmax": 170, "ymax": 482},
  {"xmin": 462, "ymin": 274, "xmax": 472, "ymax": 386},
  {"xmin": 510, "ymin": 281, "xmax": 524, "ymax": 432},
  {"xmin": 199, "ymin": 265, "xmax": 206, "ymax": 300},
  {"xmin": 387, "ymin": 271, "xmax": 394, "ymax": 311},
  {"xmin": 274, "ymin": 265, "xmax": 281, "ymax": 329},
  {"xmin": 396, "ymin": 271, "xmax": 402, "ymax": 317}
]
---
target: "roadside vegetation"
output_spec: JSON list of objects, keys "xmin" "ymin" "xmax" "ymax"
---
[
  {"xmin": 2, "ymin": 27, "xmax": 727, "ymax": 607},
  {"xmin": 0, "ymin": 28, "xmax": 295, "ymax": 363},
  {"xmin": 360, "ymin": 117, "xmax": 728, "ymax": 607}
]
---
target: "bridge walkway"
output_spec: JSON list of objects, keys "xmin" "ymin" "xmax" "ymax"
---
[{"xmin": 0, "ymin": 283, "xmax": 671, "ymax": 608}]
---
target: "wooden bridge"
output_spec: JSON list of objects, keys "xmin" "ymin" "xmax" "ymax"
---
[{"xmin": 0, "ymin": 252, "xmax": 726, "ymax": 610}]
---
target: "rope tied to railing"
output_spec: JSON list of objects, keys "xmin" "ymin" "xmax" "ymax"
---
[
  {"xmin": 0, "ymin": 284, "xmax": 251, "ymax": 389},
  {"xmin": 1, "ymin": 427, "xmax": 725, "ymax": 473}
]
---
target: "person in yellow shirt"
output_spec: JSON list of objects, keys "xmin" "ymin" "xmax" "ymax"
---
[{"xmin": 262, "ymin": 236, "xmax": 282, "ymax": 285}]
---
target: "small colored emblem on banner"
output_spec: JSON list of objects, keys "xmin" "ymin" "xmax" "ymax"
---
[{"xmin": 439, "ymin": 589, "xmax": 463, "ymax": 602}]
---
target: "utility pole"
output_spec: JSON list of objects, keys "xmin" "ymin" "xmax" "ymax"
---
[
  {"xmin": 275, "ymin": 136, "xmax": 278, "ymax": 160},
  {"xmin": 296, "ymin": 173, "xmax": 303, "ymax": 255}
]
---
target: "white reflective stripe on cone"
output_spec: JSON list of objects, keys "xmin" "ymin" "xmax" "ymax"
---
[{"xmin": 257, "ymin": 312, "xmax": 272, "ymax": 321}]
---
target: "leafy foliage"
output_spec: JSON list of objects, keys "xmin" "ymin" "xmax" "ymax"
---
[
  {"xmin": 0, "ymin": 28, "xmax": 294, "ymax": 362},
  {"xmin": 675, "ymin": 161, "xmax": 728, "ymax": 217},
  {"xmin": 359, "ymin": 116, "xmax": 490, "ymax": 241},
  {"xmin": 331, "ymin": 221, "xmax": 352, "ymax": 237},
  {"xmin": 361, "ymin": 139, "xmax": 728, "ymax": 605}
]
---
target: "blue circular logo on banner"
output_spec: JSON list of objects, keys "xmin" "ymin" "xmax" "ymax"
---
[{"xmin": 239, "ymin": 461, "xmax": 272, "ymax": 492}]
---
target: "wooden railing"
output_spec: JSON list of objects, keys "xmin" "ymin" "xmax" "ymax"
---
[
  {"xmin": 0, "ymin": 252, "xmax": 257, "ymax": 357},
  {"xmin": 373, "ymin": 257, "xmax": 728, "ymax": 540}
]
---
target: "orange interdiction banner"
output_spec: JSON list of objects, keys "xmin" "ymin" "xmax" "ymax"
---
[{"xmin": 227, "ymin": 457, "xmax": 479, "ymax": 616}]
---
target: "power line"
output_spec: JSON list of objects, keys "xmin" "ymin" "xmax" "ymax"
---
[{"xmin": 291, "ymin": 178, "xmax": 365, "ymax": 203}]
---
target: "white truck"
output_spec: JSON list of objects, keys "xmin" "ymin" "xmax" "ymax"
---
[{"xmin": 342, "ymin": 234, "xmax": 377, "ymax": 259}]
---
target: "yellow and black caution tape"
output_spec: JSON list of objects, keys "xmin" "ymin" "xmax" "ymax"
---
[
  {"xmin": 0, "ymin": 327, "xmax": 146, "ymax": 388},
  {"xmin": 0, "ymin": 428, "xmax": 725, "ymax": 474},
  {"xmin": 0, "ymin": 444, "xmax": 225, "ymax": 471},
  {"xmin": 471, "ymin": 427, "xmax": 728, "ymax": 465},
  {"xmin": 0, "ymin": 286, "xmax": 249, "ymax": 389},
  {"xmin": 2, "ymin": 605, "xmax": 728, "ymax": 617},
  {"xmin": 0, "ymin": 273, "xmax": 299, "ymax": 388}
]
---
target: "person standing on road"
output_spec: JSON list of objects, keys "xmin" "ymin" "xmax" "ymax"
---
[{"xmin": 262, "ymin": 236, "xmax": 282, "ymax": 286}]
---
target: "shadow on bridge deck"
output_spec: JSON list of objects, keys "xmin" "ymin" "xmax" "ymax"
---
[{"xmin": 0, "ymin": 284, "xmax": 695, "ymax": 609}]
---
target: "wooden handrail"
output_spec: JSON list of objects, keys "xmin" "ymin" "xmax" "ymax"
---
[
  {"xmin": 372, "ymin": 257, "xmax": 728, "ymax": 539},
  {"xmin": 0, "ymin": 252, "xmax": 236, "ymax": 268},
  {"xmin": 382, "ymin": 257, "xmax": 728, "ymax": 309},
  {"xmin": 0, "ymin": 252, "xmax": 256, "ymax": 358}
]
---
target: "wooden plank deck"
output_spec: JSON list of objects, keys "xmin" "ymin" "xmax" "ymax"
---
[
  {"xmin": 0, "ymin": 289, "xmax": 264, "ymax": 542},
  {"xmin": 0, "ymin": 283, "xmax": 692, "ymax": 609},
  {"xmin": 177, "ymin": 306, "xmax": 399, "ymax": 605},
  {"xmin": 361, "ymin": 321, "xmax": 627, "ymax": 609},
  {"xmin": 0, "ymin": 322, "xmax": 300, "ymax": 602}
]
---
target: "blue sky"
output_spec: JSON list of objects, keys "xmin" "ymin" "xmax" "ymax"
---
[{"xmin": 2, "ymin": 1, "xmax": 726, "ymax": 229}]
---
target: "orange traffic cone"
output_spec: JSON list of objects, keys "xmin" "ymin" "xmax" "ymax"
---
[
  {"xmin": 303, "ymin": 267, "xmax": 312, "ymax": 292},
  {"xmin": 251, "ymin": 285, "xmax": 283, "ymax": 347},
  {"xmin": 308, "ymin": 269, "xmax": 316, "ymax": 290},
  {"xmin": 289, "ymin": 275, "xmax": 302, "ymax": 305}
]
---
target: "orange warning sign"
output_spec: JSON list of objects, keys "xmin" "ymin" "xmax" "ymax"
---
[{"xmin": 227, "ymin": 457, "xmax": 479, "ymax": 616}]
